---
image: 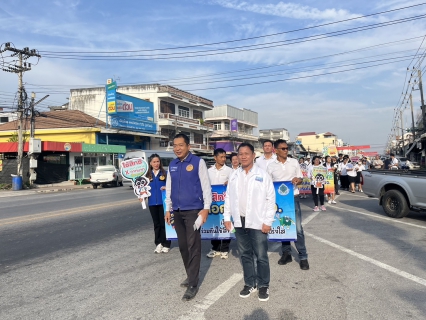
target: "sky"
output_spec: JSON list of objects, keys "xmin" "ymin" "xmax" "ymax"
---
[{"xmin": 1, "ymin": 0, "xmax": 426, "ymax": 152}]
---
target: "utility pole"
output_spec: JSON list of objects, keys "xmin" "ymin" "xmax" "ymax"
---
[
  {"xmin": 400, "ymin": 110, "xmax": 404, "ymax": 156},
  {"xmin": 409, "ymin": 94, "xmax": 416, "ymax": 141},
  {"xmin": 1, "ymin": 43, "xmax": 41, "ymax": 178},
  {"xmin": 418, "ymin": 69, "xmax": 426, "ymax": 131}
]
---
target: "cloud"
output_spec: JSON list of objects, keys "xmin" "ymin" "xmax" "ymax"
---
[{"xmin": 210, "ymin": 0, "xmax": 359, "ymax": 20}]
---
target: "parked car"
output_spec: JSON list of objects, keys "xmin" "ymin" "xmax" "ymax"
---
[
  {"xmin": 408, "ymin": 161, "xmax": 421, "ymax": 169},
  {"xmin": 363, "ymin": 170, "xmax": 426, "ymax": 218},
  {"xmin": 90, "ymin": 165, "xmax": 123, "ymax": 189}
]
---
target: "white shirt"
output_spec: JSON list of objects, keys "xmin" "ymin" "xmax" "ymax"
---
[
  {"xmin": 346, "ymin": 163, "xmax": 357, "ymax": 177},
  {"xmin": 338, "ymin": 162, "xmax": 348, "ymax": 175},
  {"xmin": 356, "ymin": 164, "xmax": 365, "ymax": 172},
  {"xmin": 224, "ymin": 165, "xmax": 276, "ymax": 230},
  {"xmin": 255, "ymin": 154, "xmax": 277, "ymax": 172},
  {"xmin": 237, "ymin": 167, "xmax": 255, "ymax": 217},
  {"xmin": 267, "ymin": 157, "xmax": 303, "ymax": 196},
  {"xmin": 208, "ymin": 164, "xmax": 233, "ymax": 185}
]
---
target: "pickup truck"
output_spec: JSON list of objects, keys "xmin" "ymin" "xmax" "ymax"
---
[
  {"xmin": 363, "ymin": 170, "xmax": 426, "ymax": 218},
  {"xmin": 89, "ymin": 165, "xmax": 123, "ymax": 189}
]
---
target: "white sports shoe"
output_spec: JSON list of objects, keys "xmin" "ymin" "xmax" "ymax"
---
[
  {"xmin": 328, "ymin": 200, "xmax": 332, "ymax": 204},
  {"xmin": 220, "ymin": 252, "xmax": 229, "ymax": 259},
  {"xmin": 154, "ymin": 244, "xmax": 163, "ymax": 253},
  {"xmin": 331, "ymin": 200, "xmax": 337, "ymax": 204},
  {"xmin": 206, "ymin": 250, "xmax": 221, "ymax": 258},
  {"xmin": 161, "ymin": 247, "xmax": 170, "ymax": 253}
]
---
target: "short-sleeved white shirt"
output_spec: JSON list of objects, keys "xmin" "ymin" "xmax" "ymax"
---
[
  {"xmin": 255, "ymin": 154, "xmax": 277, "ymax": 172},
  {"xmin": 267, "ymin": 157, "xmax": 303, "ymax": 195},
  {"xmin": 208, "ymin": 164, "xmax": 233, "ymax": 185}
]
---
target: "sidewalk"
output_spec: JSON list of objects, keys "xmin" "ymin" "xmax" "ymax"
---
[{"xmin": 0, "ymin": 182, "xmax": 92, "ymax": 198}]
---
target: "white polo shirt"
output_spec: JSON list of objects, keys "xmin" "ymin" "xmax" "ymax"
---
[
  {"xmin": 208, "ymin": 164, "xmax": 233, "ymax": 185},
  {"xmin": 267, "ymin": 157, "xmax": 303, "ymax": 196},
  {"xmin": 255, "ymin": 154, "xmax": 277, "ymax": 172}
]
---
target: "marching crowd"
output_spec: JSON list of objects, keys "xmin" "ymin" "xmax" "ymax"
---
[{"xmin": 142, "ymin": 134, "xmax": 374, "ymax": 303}]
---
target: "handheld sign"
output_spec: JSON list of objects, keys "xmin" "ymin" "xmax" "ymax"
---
[{"xmin": 120, "ymin": 157, "xmax": 151, "ymax": 209}]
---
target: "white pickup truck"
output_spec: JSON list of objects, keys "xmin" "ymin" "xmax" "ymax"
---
[
  {"xmin": 363, "ymin": 170, "xmax": 426, "ymax": 218},
  {"xmin": 89, "ymin": 165, "xmax": 123, "ymax": 189}
]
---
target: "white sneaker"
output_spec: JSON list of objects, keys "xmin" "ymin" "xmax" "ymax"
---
[
  {"xmin": 313, "ymin": 206, "xmax": 320, "ymax": 212},
  {"xmin": 206, "ymin": 250, "xmax": 220, "ymax": 258},
  {"xmin": 154, "ymin": 244, "xmax": 163, "ymax": 253},
  {"xmin": 161, "ymin": 247, "xmax": 170, "ymax": 253},
  {"xmin": 331, "ymin": 200, "xmax": 337, "ymax": 204},
  {"xmin": 220, "ymin": 252, "xmax": 229, "ymax": 259},
  {"xmin": 360, "ymin": 190, "xmax": 363, "ymax": 193},
  {"xmin": 328, "ymin": 200, "xmax": 332, "ymax": 204}
]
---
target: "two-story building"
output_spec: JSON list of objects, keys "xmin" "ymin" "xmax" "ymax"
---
[
  {"xmin": 296, "ymin": 132, "xmax": 340, "ymax": 154},
  {"xmin": 69, "ymin": 83, "xmax": 214, "ymax": 154},
  {"xmin": 204, "ymin": 104, "xmax": 258, "ymax": 153}
]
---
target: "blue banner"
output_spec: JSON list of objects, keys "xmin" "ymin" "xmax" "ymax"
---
[
  {"xmin": 163, "ymin": 182, "xmax": 296, "ymax": 241},
  {"xmin": 106, "ymin": 81, "xmax": 117, "ymax": 114}
]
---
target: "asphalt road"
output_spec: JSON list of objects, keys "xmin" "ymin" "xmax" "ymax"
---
[{"xmin": 1, "ymin": 185, "xmax": 425, "ymax": 320}]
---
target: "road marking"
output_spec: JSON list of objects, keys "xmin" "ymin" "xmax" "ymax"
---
[
  {"xmin": 0, "ymin": 199, "xmax": 137, "ymax": 227},
  {"xmin": 178, "ymin": 273, "xmax": 243, "ymax": 320},
  {"xmin": 344, "ymin": 193, "xmax": 374, "ymax": 199},
  {"xmin": 306, "ymin": 231, "xmax": 426, "ymax": 287},
  {"xmin": 329, "ymin": 206, "xmax": 426, "ymax": 230},
  {"xmin": 302, "ymin": 211, "xmax": 320, "ymax": 225}
]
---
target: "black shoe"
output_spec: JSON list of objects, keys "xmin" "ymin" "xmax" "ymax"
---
[
  {"xmin": 258, "ymin": 287, "xmax": 269, "ymax": 301},
  {"xmin": 278, "ymin": 252, "xmax": 292, "ymax": 265},
  {"xmin": 239, "ymin": 285, "xmax": 257, "ymax": 298},
  {"xmin": 336, "ymin": 192, "xmax": 340, "ymax": 195},
  {"xmin": 182, "ymin": 286, "xmax": 198, "ymax": 301},
  {"xmin": 180, "ymin": 278, "xmax": 189, "ymax": 288},
  {"xmin": 300, "ymin": 259, "xmax": 310, "ymax": 270}
]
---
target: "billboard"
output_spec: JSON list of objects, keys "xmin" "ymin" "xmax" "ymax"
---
[
  {"xmin": 110, "ymin": 92, "xmax": 157, "ymax": 133},
  {"xmin": 106, "ymin": 81, "xmax": 117, "ymax": 114},
  {"xmin": 230, "ymin": 119, "xmax": 238, "ymax": 132}
]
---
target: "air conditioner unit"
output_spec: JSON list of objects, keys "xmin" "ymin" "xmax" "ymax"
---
[{"xmin": 29, "ymin": 138, "xmax": 42, "ymax": 153}]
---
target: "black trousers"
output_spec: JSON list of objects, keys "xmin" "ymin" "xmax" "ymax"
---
[
  {"xmin": 311, "ymin": 185, "xmax": 325, "ymax": 206},
  {"xmin": 149, "ymin": 205, "xmax": 171, "ymax": 248},
  {"xmin": 211, "ymin": 239, "xmax": 231, "ymax": 252},
  {"xmin": 173, "ymin": 209, "xmax": 201, "ymax": 287},
  {"xmin": 334, "ymin": 173, "xmax": 339, "ymax": 194},
  {"xmin": 340, "ymin": 175, "xmax": 349, "ymax": 189}
]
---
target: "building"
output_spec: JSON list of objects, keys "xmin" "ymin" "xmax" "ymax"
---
[
  {"xmin": 69, "ymin": 83, "xmax": 214, "ymax": 154},
  {"xmin": 0, "ymin": 110, "xmax": 17, "ymax": 124},
  {"xmin": 0, "ymin": 110, "xmax": 125, "ymax": 184},
  {"xmin": 204, "ymin": 104, "xmax": 258, "ymax": 152},
  {"xmin": 296, "ymin": 132, "xmax": 340, "ymax": 154},
  {"xmin": 259, "ymin": 128, "xmax": 290, "ymax": 143}
]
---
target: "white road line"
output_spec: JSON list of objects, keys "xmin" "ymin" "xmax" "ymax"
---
[
  {"xmin": 179, "ymin": 273, "xmax": 243, "ymax": 320},
  {"xmin": 306, "ymin": 231, "xmax": 426, "ymax": 287},
  {"xmin": 329, "ymin": 206, "xmax": 426, "ymax": 230},
  {"xmin": 302, "ymin": 211, "xmax": 320, "ymax": 225},
  {"xmin": 345, "ymin": 193, "xmax": 373, "ymax": 199}
]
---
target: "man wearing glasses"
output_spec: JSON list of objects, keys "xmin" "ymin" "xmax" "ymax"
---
[
  {"xmin": 165, "ymin": 133, "xmax": 212, "ymax": 301},
  {"xmin": 267, "ymin": 139, "xmax": 309, "ymax": 270}
]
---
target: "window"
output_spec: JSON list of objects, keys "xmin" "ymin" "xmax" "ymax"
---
[
  {"xmin": 213, "ymin": 121, "xmax": 221, "ymax": 130},
  {"xmin": 178, "ymin": 105, "xmax": 190, "ymax": 118},
  {"xmin": 224, "ymin": 121, "xmax": 230, "ymax": 130},
  {"xmin": 180, "ymin": 131, "xmax": 191, "ymax": 141},
  {"xmin": 160, "ymin": 100, "xmax": 175, "ymax": 114},
  {"xmin": 193, "ymin": 109, "xmax": 203, "ymax": 120},
  {"xmin": 0, "ymin": 117, "xmax": 8, "ymax": 123},
  {"xmin": 194, "ymin": 133, "xmax": 203, "ymax": 144}
]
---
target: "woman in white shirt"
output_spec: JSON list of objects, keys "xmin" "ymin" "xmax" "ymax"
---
[
  {"xmin": 308, "ymin": 156, "xmax": 326, "ymax": 212},
  {"xmin": 346, "ymin": 161, "xmax": 357, "ymax": 193},
  {"xmin": 355, "ymin": 160, "xmax": 366, "ymax": 192}
]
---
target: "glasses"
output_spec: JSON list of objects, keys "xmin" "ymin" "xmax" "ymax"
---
[{"xmin": 276, "ymin": 147, "xmax": 289, "ymax": 151}]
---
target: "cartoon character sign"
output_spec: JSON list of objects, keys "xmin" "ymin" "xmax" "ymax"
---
[
  {"xmin": 312, "ymin": 166, "xmax": 328, "ymax": 194},
  {"xmin": 120, "ymin": 157, "xmax": 151, "ymax": 209}
]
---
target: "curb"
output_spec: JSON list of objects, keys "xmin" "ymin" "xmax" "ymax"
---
[{"xmin": 35, "ymin": 186, "xmax": 92, "ymax": 193}]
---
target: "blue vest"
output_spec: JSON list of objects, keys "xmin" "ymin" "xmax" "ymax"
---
[
  {"xmin": 148, "ymin": 170, "xmax": 167, "ymax": 206},
  {"xmin": 169, "ymin": 153, "xmax": 203, "ymax": 211}
]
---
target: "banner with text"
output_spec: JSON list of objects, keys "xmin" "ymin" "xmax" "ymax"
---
[
  {"xmin": 298, "ymin": 163, "xmax": 312, "ymax": 194},
  {"xmin": 163, "ymin": 182, "xmax": 297, "ymax": 241}
]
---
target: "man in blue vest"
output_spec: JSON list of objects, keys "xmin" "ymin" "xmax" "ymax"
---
[{"xmin": 165, "ymin": 133, "xmax": 212, "ymax": 301}]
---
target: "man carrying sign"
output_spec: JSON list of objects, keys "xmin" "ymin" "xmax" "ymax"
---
[
  {"xmin": 224, "ymin": 143, "xmax": 275, "ymax": 302},
  {"xmin": 267, "ymin": 139, "xmax": 309, "ymax": 270},
  {"xmin": 165, "ymin": 133, "xmax": 212, "ymax": 301}
]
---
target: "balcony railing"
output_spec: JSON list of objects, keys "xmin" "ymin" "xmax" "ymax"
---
[
  {"xmin": 157, "ymin": 85, "xmax": 213, "ymax": 107},
  {"xmin": 160, "ymin": 140, "xmax": 209, "ymax": 150},
  {"xmin": 159, "ymin": 113, "xmax": 214, "ymax": 129}
]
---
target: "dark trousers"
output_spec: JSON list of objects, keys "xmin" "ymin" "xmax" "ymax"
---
[
  {"xmin": 281, "ymin": 197, "xmax": 307, "ymax": 259},
  {"xmin": 235, "ymin": 217, "xmax": 270, "ymax": 288},
  {"xmin": 173, "ymin": 209, "xmax": 201, "ymax": 287},
  {"xmin": 340, "ymin": 175, "xmax": 349, "ymax": 189},
  {"xmin": 311, "ymin": 185, "xmax": 325, "ymax": 206},
  {"xmin": 211, "ymin": 239, "xmax": 231, "ymax": 252},
  {"xmin": 149, "ymin": 205, "xmax": 171, "ymax": 248}
]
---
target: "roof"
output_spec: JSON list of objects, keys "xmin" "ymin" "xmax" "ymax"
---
[
  {"xmin": 298, "ymin": 132, "xmax": 316, "ymax": 136},
  {"xmin": 322, "ymin": 132, "xmax": 336, "ymax": 136},
  {"xmin": 0, "ymin": 110, "xmax": 105, "ymax": 131}
]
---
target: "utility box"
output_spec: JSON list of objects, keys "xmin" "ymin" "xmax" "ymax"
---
[
  {"xmin": 30, "ymin": 159, "xmax": 38, "ymax": 168},
  {"xmin": 30, "ymin": 171, "xmax": 37, "ymax": 181},
  {"xmin": 29, "ymin": 138, "xmax": 42, "ymax": 153}
]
